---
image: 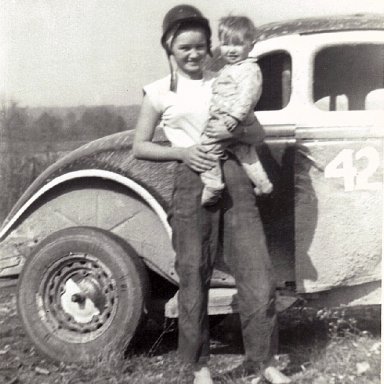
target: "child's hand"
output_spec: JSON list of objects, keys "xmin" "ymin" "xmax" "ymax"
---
[
  {"xmin": 223, "ymin": 115, "xmax": 239, "ymax": 132},
  {"xmin": 205, "ymin": 122, "xmax": 234, "ymax": 141}
]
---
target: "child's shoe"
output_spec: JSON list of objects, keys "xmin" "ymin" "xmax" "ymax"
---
[
  {"xmin": 201, "ymin": 187, "xmax": 222, "ymax": 206},
  {"xmin": 242, "ymin": 161, "xmax": 273, "ymax": 195},
  {"xmin": 193, "ymin": 366, "xmax": 213, "ymax": 384},
  {"xmin": 254, "ymin": 179, "xmax": 273, "ymax": 195}
]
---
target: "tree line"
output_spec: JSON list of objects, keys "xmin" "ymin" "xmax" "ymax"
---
[
  {"xmin": 1, "ymin": 102, "xmax": 140, "ymax": 142},
  {"xmin": 0, "ymin": 102, "xmax": 140, "ymax": 222}
]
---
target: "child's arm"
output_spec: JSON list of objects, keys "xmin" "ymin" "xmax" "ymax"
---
[
  {"xmin": 225, "ymin": 62, "xmax": 262, "ymax": 123},
  {"xmin": 204, "ymin": 112, "xmax": 239, "ymax": 142},
  {"xmin": 204, "ymin": 114, "xmax": 263, "ymax": 145}
]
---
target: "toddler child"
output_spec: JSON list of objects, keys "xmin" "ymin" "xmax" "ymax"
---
[{"xmin": 201, "ymin": 16, "xmax": 273, "ymax": 206}]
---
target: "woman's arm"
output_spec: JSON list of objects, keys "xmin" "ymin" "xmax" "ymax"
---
[
  {"xmin": 133, "ymin": 95, "xmax": 184, "ymax": 161},
  {"xmin": 133, "ymin": 95, "xmax": 217, "ymax": 173}
]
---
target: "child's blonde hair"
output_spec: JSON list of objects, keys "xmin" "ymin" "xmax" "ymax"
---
[{"xmin": 218, "ymin": 16, "xmax": 256, "ymax": 45}]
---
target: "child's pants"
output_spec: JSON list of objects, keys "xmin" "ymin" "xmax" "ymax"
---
[
  {"xmin": 200, "ymin": 132, "xmax": 226, "ymax": 194},
  {"xmin": 169, "ymin": 154, "xmax": 278, "ymax": 368},
  {"xmin": 231, "ymin": 143, "xmax": 273, "ymax": 195},
  {"xmin": 200, "ymin": 131, "xmax": 272, "ymax": 205}
]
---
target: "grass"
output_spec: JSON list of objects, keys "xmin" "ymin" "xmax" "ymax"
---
[
  {"xmin": 0, "ymin": 285, "xmax": 381, "ymax": 384},
  {"xmin": 57, "ymin": 312, "xmax": 381, "ymax": 384},
  {"xmin": 279, "ymin": 328, "xmax": 381, "ymax": 384}
]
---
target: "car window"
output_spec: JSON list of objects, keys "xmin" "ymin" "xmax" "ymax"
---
[
  {"xmin": 313, "ymin": 44, "xmax": 384, "ymax": 111},
  {"xmin": 256, "ymin": 51, "xmax": 292, "ymax": 111}
]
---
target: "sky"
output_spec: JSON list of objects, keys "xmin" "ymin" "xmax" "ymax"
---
[{"xmin": 2, "ymin": 0, "xmax": 384, "ymax": 107}]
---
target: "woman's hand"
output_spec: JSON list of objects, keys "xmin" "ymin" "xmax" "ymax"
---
[{"xmin": 181, "ymin": 145, "xmax": 218, "ymax": 173}]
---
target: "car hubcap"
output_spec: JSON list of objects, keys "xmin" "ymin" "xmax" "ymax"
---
[{"xmin": 38, "ymin": 252, "xmax": 117, "ymax": 341}]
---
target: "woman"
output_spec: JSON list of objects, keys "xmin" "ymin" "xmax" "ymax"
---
[{"xmin": 133, "ymin": 5, "xmax": 291, "ymax": 384}]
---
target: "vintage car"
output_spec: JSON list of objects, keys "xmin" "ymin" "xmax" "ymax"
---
[{"xmin": 0, "ymin": 14, "xmax": 382, "ymax": 363}]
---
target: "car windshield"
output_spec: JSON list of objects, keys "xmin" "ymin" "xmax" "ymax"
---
[{"xmin": 313, "ymin": 43, "xmax": 384, "ymax": 111}]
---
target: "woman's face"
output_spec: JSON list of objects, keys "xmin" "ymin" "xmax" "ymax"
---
[{"xmin": 171, "ymin": 27, "xmax": 208, "ymax": 79}]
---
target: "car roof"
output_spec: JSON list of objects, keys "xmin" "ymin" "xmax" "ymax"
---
[{"xmin": 256, "ymin": 14, "xmax": 384, "ymax": 42}]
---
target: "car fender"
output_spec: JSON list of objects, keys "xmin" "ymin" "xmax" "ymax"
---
[
  {"xmin": 0, "ymin": 170, "xmax": 178, "ymax": 282},
  {"xmin": 0, "ymin": 130, "xmax": 178, "ymax": 282}
]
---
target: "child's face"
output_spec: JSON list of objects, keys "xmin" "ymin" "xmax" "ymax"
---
[{"xmin": 220, "ymin": 40, "xmax": 254, "ymax": 64}]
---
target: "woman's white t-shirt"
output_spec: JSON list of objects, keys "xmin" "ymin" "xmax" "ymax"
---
[{"xmin": 143, "ymin": 72, "xmax": 216, "ymax": 148}]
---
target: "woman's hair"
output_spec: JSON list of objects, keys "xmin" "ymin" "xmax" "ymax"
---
[
  {"xmin": 218, "ymin": 16, "xmax": 257, "ymax": 45},
  {"xmin": 164, "ymin": 20, "xmax": 211, "ymax": 55},
  {"xmin": 160, "ymin": 5, "xmax": 211, "ymax": 91},
  {"xmin": 161, "ymin": 4, "xmax": 211, "ymax": 55}
]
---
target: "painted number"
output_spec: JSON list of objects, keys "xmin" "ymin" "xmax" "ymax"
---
[{"xmin": 324, "ymin": 147, "xmax": 381, "ymax": 191}]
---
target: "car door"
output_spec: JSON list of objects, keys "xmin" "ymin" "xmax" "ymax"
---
[{"xmin": 294, "ymin": 36, "xmax": 384, "ymax": 294}]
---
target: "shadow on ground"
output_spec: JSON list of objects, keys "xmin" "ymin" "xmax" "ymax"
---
[{"xmin": 130, "ymin": 306, "xmax": 380, "ymax": 378}]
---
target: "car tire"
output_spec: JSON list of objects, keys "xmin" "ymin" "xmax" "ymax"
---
[{"xmin": 17, "ymin": 226, "xmax": 149, "ymax": 364}]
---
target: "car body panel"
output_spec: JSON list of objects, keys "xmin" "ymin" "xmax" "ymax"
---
[
  {"xmin": 0, "ymin": 175, "xmax": 177, "ymax": 282},
  {"xmin": 0, "ymin": 130, "xmax": 175, "ymax": 233},
  {"xmin": 295, "ymin": 138, "xmax": 382, "ymax": 292},
  {"xmin": 253, "ymin": 26, "xmax": 383, "ymax": 296},
  {"xmin": 0, "ymin": 130, "xmax": 180, "ymax": 280}
]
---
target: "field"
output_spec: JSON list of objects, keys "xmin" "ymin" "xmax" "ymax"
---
[{"xmin": 0, "ymin": 281, "xmax": 380, "ymax": 384}]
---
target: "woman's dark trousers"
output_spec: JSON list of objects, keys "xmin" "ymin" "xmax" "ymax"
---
[{"xmin": 170, "ymin": 155, "xmax": 277, "ymax": 367}]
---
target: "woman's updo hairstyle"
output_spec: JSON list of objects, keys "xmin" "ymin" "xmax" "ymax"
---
[{"xmin": 161, "ymin": 4, "xmax": 212, "ymax": 56}]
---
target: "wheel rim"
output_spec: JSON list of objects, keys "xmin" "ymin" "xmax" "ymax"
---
[{"xmin": 37, "ymin": 252, "xmax": 118, "ymax": 343}]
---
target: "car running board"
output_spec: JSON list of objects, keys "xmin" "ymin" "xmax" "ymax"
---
[{"xmin": 164, "ymin": 288, "xmax": 297, "ymax": 318}]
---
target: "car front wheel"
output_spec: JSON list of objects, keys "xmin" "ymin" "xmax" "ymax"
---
[{"xmin": 17, "ymin": 226, "xmax": 149, "ymax": 364}]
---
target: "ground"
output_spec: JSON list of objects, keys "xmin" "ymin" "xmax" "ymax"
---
[{"xmin": 0, "ymin": 280, "xmax": 381, "ymax": 384}]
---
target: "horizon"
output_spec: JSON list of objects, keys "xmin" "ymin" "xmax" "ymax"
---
[{"xmin": 2, "ymin": 0, "xmax": 384, "ymax": 108}]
